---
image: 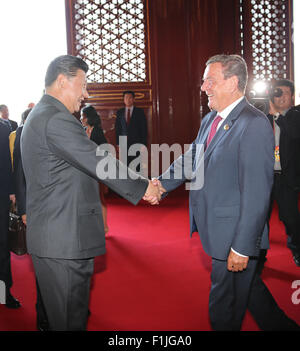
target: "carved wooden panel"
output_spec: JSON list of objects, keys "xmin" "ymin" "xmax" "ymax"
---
[
  {"xmin": 240, "ymin": 0, "xmax": 293, "ymax": 84},
  {"xmin": 65, "ymin": 0, "xmax": 152, "ymax": 151},
  {"xmin": 68, "ymin": 0, "xmax": 149, "ymax": 84}
]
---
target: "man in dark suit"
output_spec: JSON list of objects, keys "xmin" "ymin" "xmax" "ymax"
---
[
  {"xmin": 155, "ymin": 55, "xmax": 299, "ymax": 330},
  {"xmin": 0, "ymin": 105, "xmax": 18, "ymax": 131},
  {"xmin": 115, "ymin": 91, "xmax": 148, "ymax": 174},
  {"xmin": 21, "ymin": 55, "xmax": 159, "ymax": 331},
  {"xmin": 0, "ymin": 120, "xmax": 20, "ymax": 309},
  {"xmin": 266, "ymin": 79, "xmax": 300, "ymax": 267}
]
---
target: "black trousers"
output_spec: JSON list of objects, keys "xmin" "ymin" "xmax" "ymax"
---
[
  {"xmin": 31, "ymin": 255, "xmax": 94, "ymax": 331},
  {"xmin": 268, "ymin": 174, "xmax": 300, "ymax": 253},
  {"xmin": 0, "ymin": 196, "xmax": 12, "ymax": 288},
  {"xmin": 209, "ymin": 257, "xmax": 299, "ymax": 331}
]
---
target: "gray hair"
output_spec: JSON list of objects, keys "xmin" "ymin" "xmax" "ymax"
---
[{"xmin": 206, "ymin": 54, "xmax": 248, "ymax": 93}]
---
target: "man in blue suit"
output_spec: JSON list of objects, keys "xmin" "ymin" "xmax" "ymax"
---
[{"xmin": 154, "ymin": 55, "xmax": 299, "ymax": 330}]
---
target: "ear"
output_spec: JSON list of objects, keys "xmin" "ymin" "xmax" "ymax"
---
[
  {"xmin": 56, "ymin": 73, "xmax": 67, "ymax": 90},
  {"xmin": 227, "ymin": 75, "xmax": 239, "ymax": 93}
]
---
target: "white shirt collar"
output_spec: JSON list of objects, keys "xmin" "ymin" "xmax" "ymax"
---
[
  {"xmin": 215, "ymin": 96, "xmax": 244, "ymax": 130},
  {"xmin": 218, "ymin": 96, "xmax": 244, "ymax": 120}
]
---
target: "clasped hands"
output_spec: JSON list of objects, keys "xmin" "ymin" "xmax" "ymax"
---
[{"xmin": 143, "ymin": 179, "xmax": 166, "ymax": 205}]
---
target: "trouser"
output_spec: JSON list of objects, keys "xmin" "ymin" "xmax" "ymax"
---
[
  {"xmin": 0, "ymin": 196, "xmax": 12, "ymax": 288},
  {"xmin": 35, "ymin": 278, "xmax": 49, "ymax": 326},
  {"xmin": 268, "ymin": 174, "xmax": 300, "ymax": 253},
  {"xmin": 209, "ymin": 257, "xmax": 299, "ymax": 331},
  {"xmin": 31, "ymin": 255, "xmax": 94, "ymax": 331}
]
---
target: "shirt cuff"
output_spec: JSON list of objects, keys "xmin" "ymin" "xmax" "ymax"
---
[{"xmin": 231, "ymin": 247, "xmax": 248, "ymax": 258}]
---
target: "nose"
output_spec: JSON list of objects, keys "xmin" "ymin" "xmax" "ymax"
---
[
  {"xmin": 201, "ymin": 80, "xmax": 207, "ymax": 92},
  {"xmin": 83, "ymin": 86, "xmax": 89, "ymax": 99}
]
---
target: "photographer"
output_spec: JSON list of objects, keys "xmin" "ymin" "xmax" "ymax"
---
[{"xmin": 266, "ymin": 79, "xmax": 300, "ymax": 267}]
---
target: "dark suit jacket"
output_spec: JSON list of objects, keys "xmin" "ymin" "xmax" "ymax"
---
[
  {"xmin": 115, "ymin": 106, "xmax": 147, "ymax": 147},
  {"xmin": 0, "ymin": 121, "xmax": 14, "ymax": 198},
  {"xmin": 160, "ymin": 98, "xmax": 274, "ymax": 260},
  {"xmin": 21, "ymin": 94, "xmax": 148, "ymax": 259},
  {"xmin": 13, "ymin": 126, "xmax": 26, "ymax": 215},
  {"xmin": 267, "ymin": 105, "xmax": 300, "ymax": 190},
  {"xmin": 9, "ymin": 119, "xmax": 18, "ymax": 132}
]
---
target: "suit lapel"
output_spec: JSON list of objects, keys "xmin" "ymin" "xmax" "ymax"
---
[{"xmin": 204, "ymin": 98, "xmax": 247, "ymax": 160}]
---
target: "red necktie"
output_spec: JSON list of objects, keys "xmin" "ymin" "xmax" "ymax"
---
[
  {"xmin": 206, "ymin": 115, "xmax": 222, "ymax": 149},
  {"xmin": 127, "ymin": 109, "xmax": 131, "ymax": 125}
]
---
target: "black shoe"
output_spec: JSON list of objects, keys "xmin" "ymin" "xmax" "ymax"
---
[
  {"xmin": 5, "ymin": 292, "xmax": 21, "ymax": 309},
  {"xmin": 293, "ymin": 252, "xmax": 300, "ymax": 267}
]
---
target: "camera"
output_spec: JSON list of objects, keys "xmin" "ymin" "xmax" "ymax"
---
[
  {"xmin": 248, "ymin": 82, "xmax": 283, "ymax": 115},
  {"xmin": 269, "ymin": 87, "xmax": 283, "ymax": 102}
]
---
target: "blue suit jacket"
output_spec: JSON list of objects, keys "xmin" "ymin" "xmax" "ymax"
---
[{"xmin": 160, "ymin": 98, "xmax": 274, "ymax": 260}]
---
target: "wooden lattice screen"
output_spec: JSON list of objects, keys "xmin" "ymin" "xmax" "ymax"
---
[
  {"xmin": 240, "ymin": 0, "xmax": 293, "ymax": 84},
  {"xmin": 66, "ymin": 0, "xmax": 149, "ymax": 85},
  {"xmin": 65, "ymin": 0, "xmax": 152, "ymax": 147}
]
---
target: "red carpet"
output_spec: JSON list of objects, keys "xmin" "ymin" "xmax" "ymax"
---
[{"xmin": 1, "ymin": 189, "xmax": 300, "ymax": 331}]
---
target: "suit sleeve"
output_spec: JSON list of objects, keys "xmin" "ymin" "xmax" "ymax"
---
[
  {"xmin": 231, "ymin": 116, "xmax": 274, "ymax": 256},
  {"xmin": 159, "ymin": 131, "xmax": 201, "ymax": 193},
  {"xmin": 46, "ymin": 112, "xmax": 148, "ymax": 205}
]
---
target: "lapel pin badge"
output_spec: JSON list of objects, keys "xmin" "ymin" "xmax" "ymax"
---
[{"xmin": 224, "ymin": 124, "xmax": 230, "ymax": 131}]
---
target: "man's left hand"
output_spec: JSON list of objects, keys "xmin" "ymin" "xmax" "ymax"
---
[{"xmin": 227, "ymin": 250, "xmax": 249, "ymax": 272}]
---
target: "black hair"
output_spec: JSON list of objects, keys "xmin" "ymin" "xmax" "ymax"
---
[
  {"xmin": 45, "ymin": 55, "xmax": 89, "ymax": 87},
  {"xmin": 123, "ymin": 90, "xmax": 135, "ymax": 98},
  {"xmin": 81, "ymin": 105, "xmax": 101, "ymax": 127},
  {"xmin": 21, "ymin": 108, "xmax": 32, "ymax": 124},
  {"xmin": 272, "ymin": 79, "xmax": 295, "ymax": 96}
]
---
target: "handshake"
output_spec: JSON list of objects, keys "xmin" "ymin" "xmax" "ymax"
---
[{"xmin": 143, "ymin": 179, "xmax": 166, "ymax": 205}]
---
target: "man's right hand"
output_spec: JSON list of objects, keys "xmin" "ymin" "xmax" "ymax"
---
[
  {"xmin": 143, "ymin": 180, "xmax": 162, "ymax": 205},
  {"xmin": 151, "ymin": 178, "xmax": 167, "ymax": 197}
]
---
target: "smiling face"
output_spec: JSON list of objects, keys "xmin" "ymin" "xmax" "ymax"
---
[
  {"xmin": 201, "ymin": 62, "xmax": 241, "ymax": 112},
  {"xmin": 60, "ymin": 69, "xmax": 89, "ymax": 114},
  {"xmin": 272, "ymin": 85, "xmax": 294, "ymax": 114}
]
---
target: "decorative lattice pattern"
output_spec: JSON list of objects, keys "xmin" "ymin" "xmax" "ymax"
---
[
  {"xmin": 240, "ymin": 0, "xmax": 290, "ymax": 82},
  {"xmin": 73, "ymin": 0, "xmax": 147, "ymax": 83}
]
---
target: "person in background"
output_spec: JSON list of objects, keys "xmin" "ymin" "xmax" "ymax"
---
[
  {"xmin": 266, "ymin": 79, "xmax": 300, "ymax": 267},
  {"xmin": 115, "ymin": 90, "xmax": 148, "ymax": 174},
  {"xmin": 81, "ymin": 104, "xmax": 109, "ymax": 234},
  {"xmin": 0, "ymin": 119, "xmax": 20, "ymax": 309},
  {"xmin": 0, "ymin": 104, "xmax": 18, "ymax": 132}
]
